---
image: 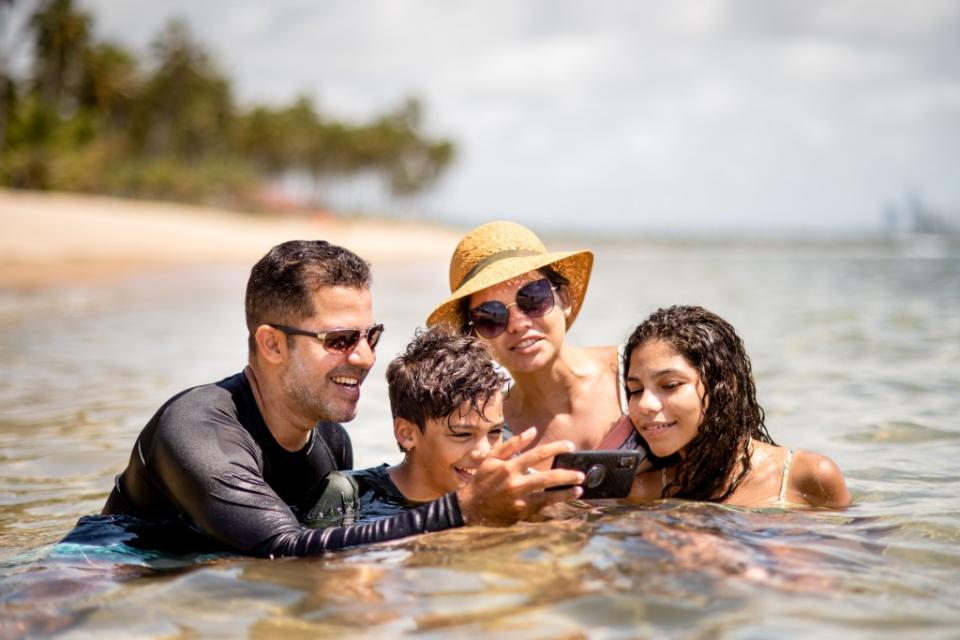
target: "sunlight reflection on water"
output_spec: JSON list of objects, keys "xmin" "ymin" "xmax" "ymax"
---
[{"xmin": 1, "ymin": 238, "xmax": 959, "ymax": 637}]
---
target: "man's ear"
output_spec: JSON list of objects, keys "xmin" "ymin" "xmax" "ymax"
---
[
  {"xmin": 394, "ymin": 417, "xmax": 421, "ymax": 453},
  {"xmin": 254, "ymin": 325, "xmax": 287, "ymax": 365}
]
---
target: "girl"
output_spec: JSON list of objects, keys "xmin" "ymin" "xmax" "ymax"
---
[{"xmin": 624, "ymin": 305, "xmax": 850, "ymax": 507}]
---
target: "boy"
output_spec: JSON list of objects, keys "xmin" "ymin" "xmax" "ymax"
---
[{"xmin": 306, "ymin": 326, "xmax": 513, "ymax": 524}]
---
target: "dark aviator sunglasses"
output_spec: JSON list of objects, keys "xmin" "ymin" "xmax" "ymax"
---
[
  {"xmin": 467, "ymin": 278, "xmax": 557, "ymax": 339},
  {"xmin": 269, "ymin": 323, "xmax": 384, "ymax": 353}
]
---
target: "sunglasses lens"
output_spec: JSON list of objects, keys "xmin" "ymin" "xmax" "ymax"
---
[
  {"xmin": 469, "ymin": 302, "xmax": 509, "ymax": 338},
  {"xmin": 516, "ymin": 279, "xmax": 555, "ymax": 317},
  {"xmin": 322, "ymin": 329, "xmax": 362, "ymax": 353},
  {"xmin": 366, "ymin": 325, "xmax": 384, "ymax": 349}
]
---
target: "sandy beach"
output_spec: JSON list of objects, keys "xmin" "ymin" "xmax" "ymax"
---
[{"xmin": 0, "ymin": 189, "xmax": 461, "ymax": 288}]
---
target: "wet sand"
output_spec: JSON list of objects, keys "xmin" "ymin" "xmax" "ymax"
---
[{"xmin": 0, "ymin": 189, "xmax": 461, "ymax": 288}]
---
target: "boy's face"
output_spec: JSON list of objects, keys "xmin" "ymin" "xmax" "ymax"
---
[{"xmin": 408, "ymin": 393, "xmax": 505, "ymax": 496}]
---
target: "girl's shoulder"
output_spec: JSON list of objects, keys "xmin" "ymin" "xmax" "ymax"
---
[
  {"xmin": 786, "ymin": 450, "xmax": 851, "ymax": 508},
  {"xmin": 628, "ymin": 467, "xmax": 666, "ymax": 501}
]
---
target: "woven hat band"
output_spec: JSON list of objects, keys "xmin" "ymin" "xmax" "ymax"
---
[{"xmin": 457, "ymin": 249, "xmax": 541, "ymax": 289}]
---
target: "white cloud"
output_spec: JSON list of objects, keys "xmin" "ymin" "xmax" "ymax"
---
[{"xmin": 74, "ymin": 0, "xmax": 960, "ymax": 232}]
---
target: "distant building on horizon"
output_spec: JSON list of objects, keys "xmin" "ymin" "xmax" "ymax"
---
[{"xmin": 882, "ymin": 192, "xmax": 958, "ymax": 235}]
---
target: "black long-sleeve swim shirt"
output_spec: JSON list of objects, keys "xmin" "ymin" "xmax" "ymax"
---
[{"xmin": 102, "ymin": 372, "xmax": 463, "ymax": 557}]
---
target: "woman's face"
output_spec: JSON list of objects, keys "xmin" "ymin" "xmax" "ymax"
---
[
  {"xmin": 466, "ymin": 270, "xmax": 570, "ymax": 374},
  {"xmin": 625, "ymin": 339, "xmax": 707, "ymax": 458}
]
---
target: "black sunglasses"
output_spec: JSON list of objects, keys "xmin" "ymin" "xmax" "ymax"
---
[
  {"xmin": 467, "ymin": 278, "xmax": 556, "ymax": 339},
  {"xmin": 269, "ymin": 323, "xmax": 384, "ymax": 353}
]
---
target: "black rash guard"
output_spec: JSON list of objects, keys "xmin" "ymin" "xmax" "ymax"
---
[
  {"xmin": 349, "ymin": 464, "xmax": 423, "ymax": 522},
  {"xmin": 102, "ymin": 372, "xmax": 463, "ymax": 557},
  {"xmin": 296, "ymin": 465, "xmax": 418, "ymax": 527}
]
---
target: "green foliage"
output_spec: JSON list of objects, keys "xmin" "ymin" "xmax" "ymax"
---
[
  {"xmin": 78, "ymin": 42, "xmax": 139, "ymax": 123},
  {"xmin": 1, "ymin": 0, "xmax": 456, "ymax": 208},
  {"xmin": 29, "ymin": 0, "xmax": 91, "ymax": 113}
]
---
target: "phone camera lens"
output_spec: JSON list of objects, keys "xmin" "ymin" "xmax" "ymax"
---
[{"xmin": 585, "ymin": 465, "xmax": 606, "ymax": 488}]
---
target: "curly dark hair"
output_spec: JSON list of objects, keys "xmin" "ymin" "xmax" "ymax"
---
[
  {"xmin": 245, "ymin": 240, "xmax": 371, "ymax": 354},
  {"xmin": 622, "ymin": 305, "xmax": 775, "ymax": 502},
  {"xmin": 457, "ymin": 265, "xmax": 571, "ymax": 335},
  {"xmin": 387, "ymin": 326, "xmax": 507, "ymax": 435}
]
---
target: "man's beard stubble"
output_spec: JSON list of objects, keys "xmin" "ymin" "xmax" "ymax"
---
[{"xmin": 280, "ymin": 349, "xmax": 363, "ymax": 425}]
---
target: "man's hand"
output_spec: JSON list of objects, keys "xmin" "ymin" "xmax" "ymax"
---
[{"xmin": 456, "ymin": 427, "xmax": 584, "ymax": 526}]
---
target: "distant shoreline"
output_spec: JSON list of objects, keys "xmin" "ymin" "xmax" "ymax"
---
[{"xmin": 0, "ymin": 189, "xmax": 462, "ymax": 289}]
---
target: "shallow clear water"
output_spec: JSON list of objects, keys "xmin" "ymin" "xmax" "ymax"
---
[{"xmin": 1, "ymin": 235, "xmax": 958, "ymax": 638}]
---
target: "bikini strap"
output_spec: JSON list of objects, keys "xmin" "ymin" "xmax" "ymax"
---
[
  {"xmin": 778, "ymin": 449, "xmax": 795, "ymax": 504},
  {"xmin": 596, "ymin": 415, "xmax": 636, "ymax": 450}
]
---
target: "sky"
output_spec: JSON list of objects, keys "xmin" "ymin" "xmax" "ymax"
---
[{"xmin": 61, "ymin": 1, "xmax": 960, "ymax": 232}]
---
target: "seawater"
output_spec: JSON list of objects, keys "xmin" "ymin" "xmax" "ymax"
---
[{"xmin": 1, "ymin": 235, "xmax": 958, "ymax": 638}]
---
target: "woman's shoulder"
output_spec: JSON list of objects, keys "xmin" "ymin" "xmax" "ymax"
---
[
  {"xmin": 787, "ymin": 450, "xmax": 851, "ymax": 508},
  {"xmin": 578, "ymin": 344, "xmax": 621, "ymax": 380},
  {"xmin": 580, "ymin": 344, "xmax": 619, "ymax": 363}
]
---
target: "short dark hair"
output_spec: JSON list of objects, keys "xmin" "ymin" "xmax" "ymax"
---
[
  {"xmin": 623, "ymin": 305, "xmax": 775, "ymax": 502},
  {"xmin": 246, "ymin": 240, "xmax": 371, "ymax": 353},
  {"xmin": 387, "ymin": 326, "xmax": 507, "ymax": 431},
  {"xmin": 458, "ymin": 265, "xmax": 570, "ymax": 334}
]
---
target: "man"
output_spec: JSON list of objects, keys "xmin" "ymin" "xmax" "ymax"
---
[
  {"xmin": 343, "ymin": 326, "xmax": 510, "ymax": 518},
  {"xmin": 101, "ymin": 240, "xmax": 583, "ymax": 557}
]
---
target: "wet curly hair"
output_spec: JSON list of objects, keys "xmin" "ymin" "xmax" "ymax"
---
[
  {"xmin": 387, "ymin": 326, "xmax": 507, "ymax": 434},
  {"xmin": 622, "ymin": 305, "xmax": 775, "ymax": 502}
]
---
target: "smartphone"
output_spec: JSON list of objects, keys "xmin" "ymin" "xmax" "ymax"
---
[{"xmin": 547, "ymin": 450, "xmax": 642, "ymax": 499}]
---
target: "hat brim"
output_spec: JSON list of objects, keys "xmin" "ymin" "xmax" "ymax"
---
[{"xmin": 426, "ymin": 249, "xmax": 594, "ymax": 332}]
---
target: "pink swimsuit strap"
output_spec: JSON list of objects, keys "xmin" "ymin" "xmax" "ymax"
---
[{"xmin": 596, "ymin": 414, "xmax": 635, "ymax": 450}]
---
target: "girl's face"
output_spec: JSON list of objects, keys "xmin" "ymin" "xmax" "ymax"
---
[
  {"xmin": 466, "ymin": 271, "xmax": 570, "ymax": 374},
  {"xmin": 625, "ymin": 339, "xmax": 707, "ymax": 459}
]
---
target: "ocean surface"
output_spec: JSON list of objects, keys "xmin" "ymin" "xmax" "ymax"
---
[{"xmin": 1, "ymin": 234, "xmax": 958, "ymax": 638}]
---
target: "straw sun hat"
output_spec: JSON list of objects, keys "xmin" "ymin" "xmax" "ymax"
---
[{"xmin": 426, "ymin": 221, "xmax": 594, "ymax": 332}]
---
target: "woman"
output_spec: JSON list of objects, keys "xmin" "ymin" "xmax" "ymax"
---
[
  {"xmin": 623, "ymin": 305, "xmax": 851, "ymax": 507},
  {"xmin": 427, "ymin": 221, "xmax": 657, "ymax": 468}
]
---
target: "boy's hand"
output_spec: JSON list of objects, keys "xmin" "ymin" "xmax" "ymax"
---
[{"xmin": 456, "ymin": 427, "xmax": 584, "ymax": 526}]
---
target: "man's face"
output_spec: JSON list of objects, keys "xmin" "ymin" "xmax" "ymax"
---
[
  {"xmin": 280, "ymin": 286, "xmax": 376, "ymax": 424},
  {"xmin": 407, "ymin": 393, "xmax": 505, "ymax": 496}
]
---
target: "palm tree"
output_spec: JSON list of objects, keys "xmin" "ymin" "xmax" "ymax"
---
[
  {"xmin": 78, "ymin": 41, "xmax": 138, "ymax": 127},
  {"xmin": 0, "ymin": 0, "xmax": 33, "ymax": 152},
  {"xmin": 132, "ymin": 18, "xmax": 231, "ymax": 158},
  {"xmin": 29, "ymin": 0, "xmax": 91, "ymax": 113}
]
